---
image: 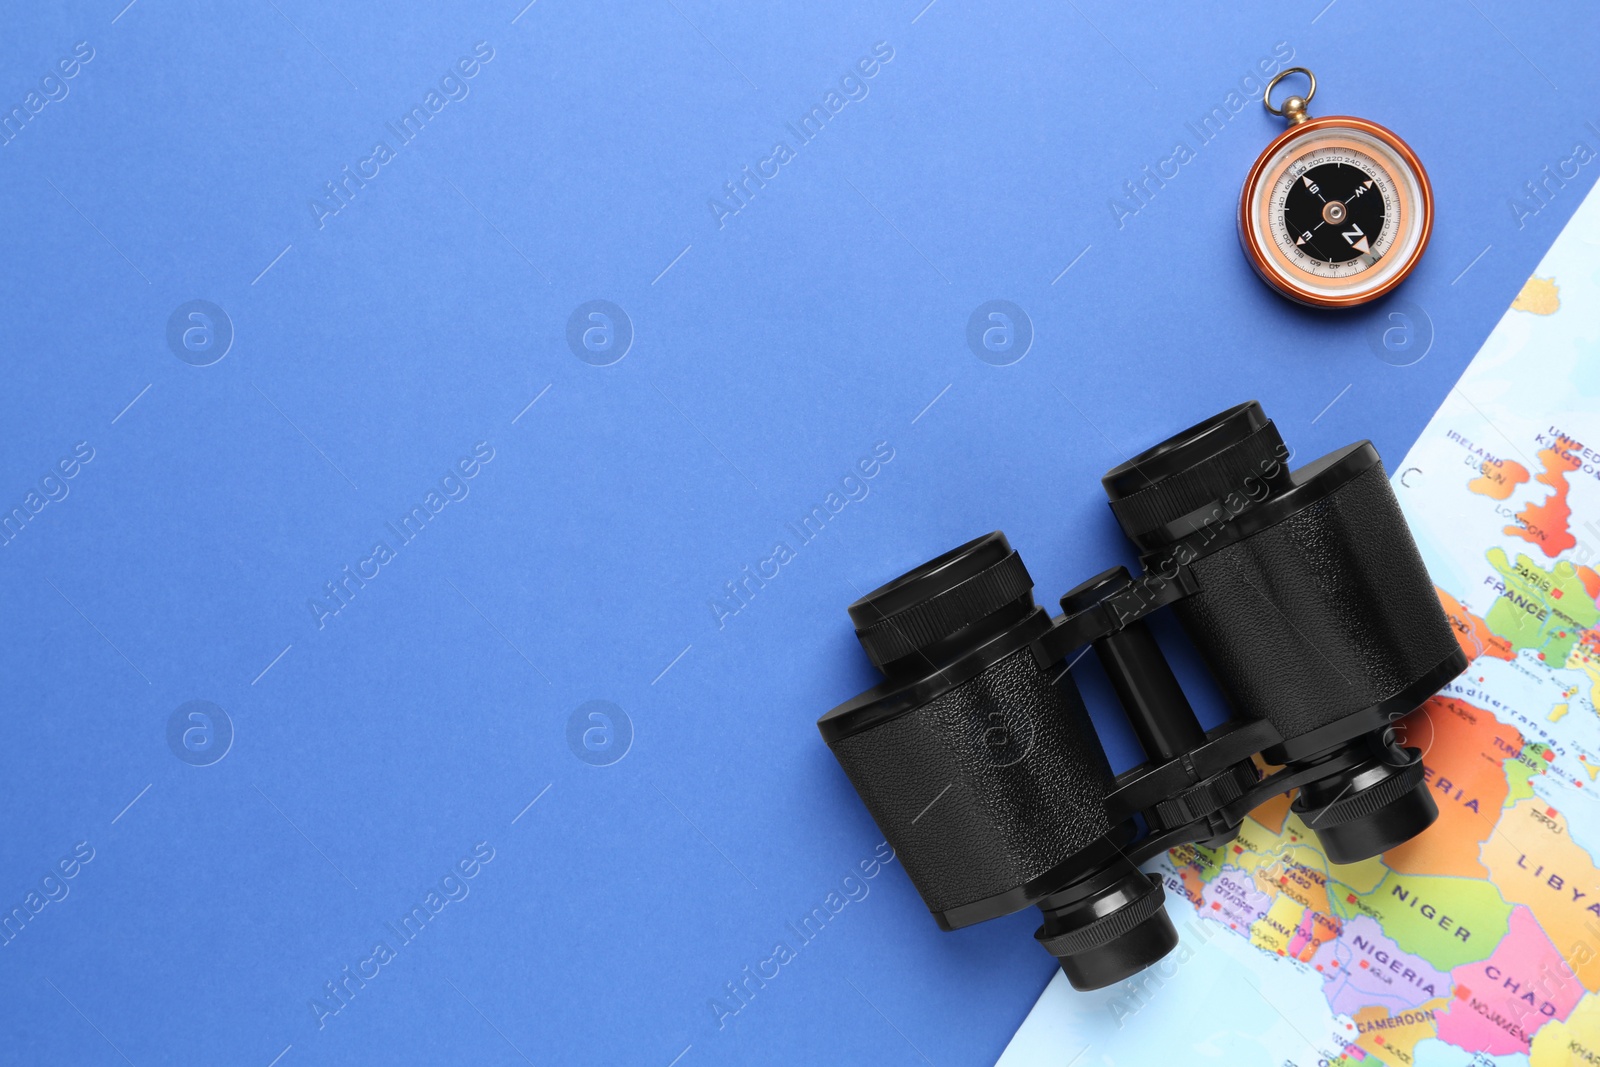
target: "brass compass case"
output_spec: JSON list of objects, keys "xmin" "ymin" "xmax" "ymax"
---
[{"xmin": 1239, "ymin": 68, "xmax": 1435, "ymax": 308}]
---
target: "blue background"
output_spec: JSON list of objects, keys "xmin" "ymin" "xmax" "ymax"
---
[{"xmin": 2, "ymin": 0, "xmax": 1597, "ymax": 1064}]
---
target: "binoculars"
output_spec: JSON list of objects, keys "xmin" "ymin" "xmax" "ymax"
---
[{"xmin": 817, "ymin": 402, "xmax": 1465, "ymax": 991}]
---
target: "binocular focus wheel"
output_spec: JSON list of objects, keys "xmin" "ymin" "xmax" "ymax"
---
[{"xmin": 1150, "ymin": 760, "xmax": 1259, "ymax": 831}]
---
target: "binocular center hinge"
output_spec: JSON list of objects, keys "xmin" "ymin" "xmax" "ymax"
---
[{"xmin": 1032, "ymin": 563, "xmax": 1199, "ymax": 669}]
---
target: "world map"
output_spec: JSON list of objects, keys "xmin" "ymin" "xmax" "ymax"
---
[{"xmin": 1001, "ymin": 185, "xmax": 1600, "ymax": 1066}]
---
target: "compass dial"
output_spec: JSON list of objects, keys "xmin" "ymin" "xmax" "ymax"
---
[
  {"xmin": 1240, "ymin": 118, "xmax": 1431, "ymax": 307},
  {"xmin": 1279, "ymin": 154, "xmax": 1389, "ymax": 272}
]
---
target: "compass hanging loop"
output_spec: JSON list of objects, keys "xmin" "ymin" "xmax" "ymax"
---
[{"xmin": 1264, "ymin": 67, "xmax": 1316, "ymax": 125}]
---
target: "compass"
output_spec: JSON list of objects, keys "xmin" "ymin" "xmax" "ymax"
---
[{"xmin": 1239, "ymin": 68, "xmax": 1433, "ymax": 308}]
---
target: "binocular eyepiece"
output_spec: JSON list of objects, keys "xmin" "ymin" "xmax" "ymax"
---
[{"xmin": 818, "ymin": 402, "xmax": 1466, "ymax": 990}]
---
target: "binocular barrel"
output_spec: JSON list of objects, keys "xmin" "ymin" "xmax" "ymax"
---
[{"xmin": 818, "ymin": 401, "xmax": 1467, "ymax": 990}]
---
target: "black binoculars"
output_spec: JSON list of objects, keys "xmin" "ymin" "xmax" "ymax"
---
[{"xmin": 817, "ymin": 402, "xmax": 1466, "ymax": 991}]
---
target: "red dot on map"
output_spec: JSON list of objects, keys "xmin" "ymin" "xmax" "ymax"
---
[
  {"xmin": 1539, "ymin": 653, "xmax": 1547, "ymax": 660},
  {"xmin": 1360, "ymin": 960, "xmax": 1369, "ymax": 968},
  {"xmin": 1211, "ymin": 901, "xmax": 1221, "ymax": 910},
  {"xmin": 1456, "ymin": 985, "xmax": 1471, "ymax": 999},
  {"xmin": 1347, "ymin": 894, "xmax": 1357, "ymax": 904},
  {"xmin": 1316, "ymin": 964, "xmax": 1323, "ymax": 971},
  {"xmin": 1548, "ymin": 806, "xmax": 1558, "ymax": 817},
  {"xmin": 1544, "ymin": 749, "xmax": 1555, "ymax": 760},
  {"xmin": 1375, "ymin": 1036, "xmax": 1386, "ymax": 1046}
]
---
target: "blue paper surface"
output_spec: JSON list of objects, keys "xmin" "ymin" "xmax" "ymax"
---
[{"xmin": 1, "ymin": 1, "xmax": 1597, "ymax": 1064}]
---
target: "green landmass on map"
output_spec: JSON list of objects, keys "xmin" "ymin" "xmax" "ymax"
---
[
  {"xmin": 1484, "ymin": 548, "xmax": 1600, "ymax": 661},
  {"xmin": 1339, "ymin": 870, "xmax": 1511, "ymax": 972},
  {"xmin": 1505, "ymin": 740, "xmax": 1547, "ymax": 805}
]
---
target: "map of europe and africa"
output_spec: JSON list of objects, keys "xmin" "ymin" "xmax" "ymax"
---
[{"xmin": 1002, "ymin": 186, "xmax": 1600, "ymax": 1067}]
